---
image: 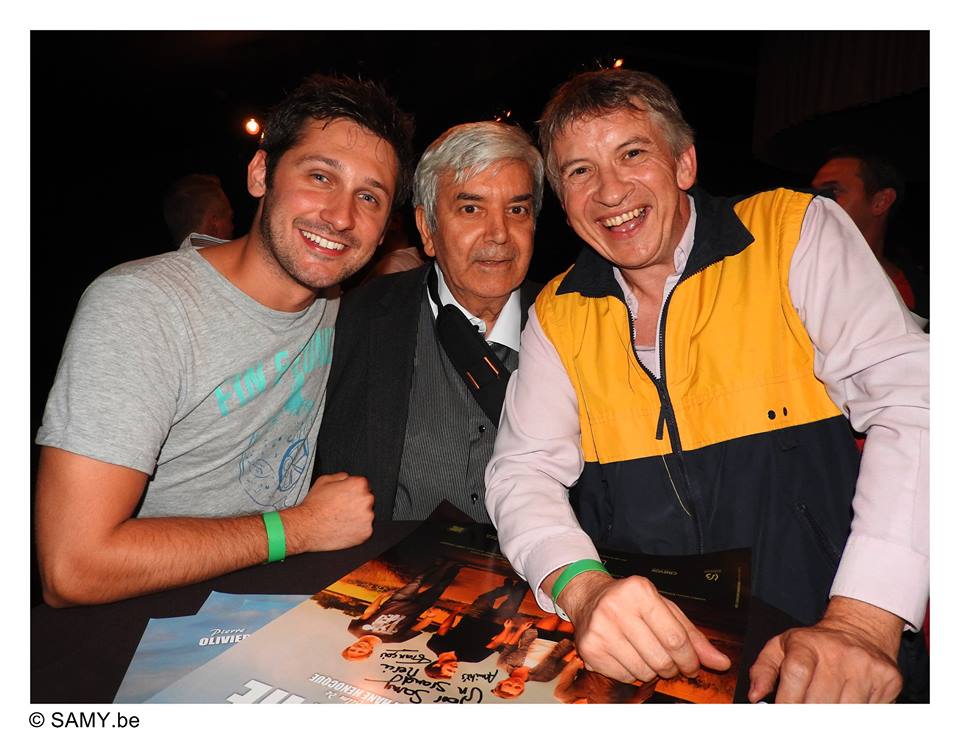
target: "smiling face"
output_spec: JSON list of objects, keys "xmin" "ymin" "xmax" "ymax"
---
[
  {"xmin": 416, "ymin": 159, "xmax": 535, "ymax": 322},
  {"xmin": 551, "ymin": 106, "xmax": 696, "ymax": 275},
  {"xmin": 247, "ymin": 117, "xmax": 399, "ymax": 298}
]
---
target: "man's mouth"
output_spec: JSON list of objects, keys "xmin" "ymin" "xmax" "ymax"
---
[
  {"xmin": 601, "ymin": 207, "xmax": 649, "ymax": 229},
  {"xmin": 300, "ymin": 229, "xmax": 346, "ymax": 251}
]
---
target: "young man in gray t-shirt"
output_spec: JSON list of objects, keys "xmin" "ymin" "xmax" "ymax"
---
[{"xmin": 35, "ymin": 75, "xmax": 415, "ymax": 606}]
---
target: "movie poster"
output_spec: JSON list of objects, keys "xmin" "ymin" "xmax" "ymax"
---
[
  {"xmin": 114, "ymin": 593, "xmax": 308, "ymax": 703},
  {"xmin": 149, "ymin": 516, "xmax": 748, "ymax": 704}
]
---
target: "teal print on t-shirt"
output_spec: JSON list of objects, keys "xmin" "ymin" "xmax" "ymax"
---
[
  {"xmin": 238, "ymin": 417, "xmax": 312, "ymax": 509},
  {"xmin": 283, "ymin": 327, "xmax": 333, "ymax": 416},
  {"xmin": 233, "ymin": 327, "xmax": 334, "ymax": 509},
  {"xmin": 214, "ymin": 327, "xmax": 333, "ymax": 418}
]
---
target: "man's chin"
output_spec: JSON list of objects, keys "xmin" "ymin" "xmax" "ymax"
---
[{"xmin": 293, "ymin": 261, "xmax": 362, "ymax": 291}]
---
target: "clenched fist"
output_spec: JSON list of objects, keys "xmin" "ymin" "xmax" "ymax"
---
[{"xmin": 282, "ymin": 472, "xmax": 374, "ymax": 553}]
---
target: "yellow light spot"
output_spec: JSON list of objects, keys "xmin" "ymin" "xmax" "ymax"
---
[
  {"xmin": 244, "ymin": 118, "xmax": 261, "ymax": 136},
  {"xmin": 613, "ymin": 58, "xmax": 624, "ymax": 68}
]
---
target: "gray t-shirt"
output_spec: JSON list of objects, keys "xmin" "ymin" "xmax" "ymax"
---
[{"xmin": 37, "ymin": 247, "xmax": 338, "ymax": 518}]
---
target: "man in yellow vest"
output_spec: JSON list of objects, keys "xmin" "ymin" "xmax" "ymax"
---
[{"xmin": 486, "ymin": 68, "xmax": 928, "ymax": 703}]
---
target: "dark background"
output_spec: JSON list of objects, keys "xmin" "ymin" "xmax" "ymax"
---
[{"xmin": 29, "ymin": 30, "xmax": 930, "ymax": 601}]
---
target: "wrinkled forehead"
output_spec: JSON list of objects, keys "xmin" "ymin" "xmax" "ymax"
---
[
  {"xmin": 443, "ymin": 157, "xmax": 532, "ymax": 189},
  {"xmin": 554, "ymin": 102, "xmax": 665, "ymax": 147}
]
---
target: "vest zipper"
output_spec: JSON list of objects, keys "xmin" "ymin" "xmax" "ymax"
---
[{"xmin": 626, "ymin": 290, "xmax": 703, "ymax": 553}]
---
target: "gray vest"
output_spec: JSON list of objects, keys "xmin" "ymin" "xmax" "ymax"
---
[{"xmin": 393, "ymin": 292, "xmax": 518, "ymax": 522}]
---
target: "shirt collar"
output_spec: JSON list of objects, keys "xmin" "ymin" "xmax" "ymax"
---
[
  {"xmin": 670, "ymin": 194, "xmax": 697, "ymax": 275},
  {"xmin": 428, "ymin": 262, "xmax": 522, "ymax": 351}
]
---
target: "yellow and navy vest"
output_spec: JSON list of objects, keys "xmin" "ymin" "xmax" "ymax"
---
[{"xmin": 536, "ymin": 188, "xmax": 860, "ymax": 625}]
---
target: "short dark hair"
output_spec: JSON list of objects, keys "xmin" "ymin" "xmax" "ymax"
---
[
  {"xmin": 539, "ymin": 68, "xmax": 694, "ymax": 194},
  {"xmin": 259, "ymin": 74, "xmax": 415, "ymax": 207},
  {"xmin": 824, "ymin": 145, "xmax": 905, "ymax": 211},
  {"xmin": 162, "ymin": 173, "xmax": 228, "ymax": 244}
]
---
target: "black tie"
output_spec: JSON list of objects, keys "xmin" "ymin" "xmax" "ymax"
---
[
  {"xmin": 427, "ymin": 268, "xmax": 513, "ymax": 425},
  {"xmin": 489, "ymin": 342, "xmax": 516, "ymax": 370}
]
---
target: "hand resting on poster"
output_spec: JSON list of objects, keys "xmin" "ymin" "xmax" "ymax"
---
[
  {"xmin": 543, "ymin": 570, "xmax": 731, "ymax": 683},
  {"xmin": 545, "ymin": 566, "xmax": 903, "ymax": 702},
  {"xmin": 748, "ymin": 596, "xmax": 902, "ymax": 703}
]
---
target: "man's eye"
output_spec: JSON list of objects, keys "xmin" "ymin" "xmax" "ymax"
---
[
  {"xmin": 359, "ymin": 193, "xmax": 379, "ymax": 205},
  {"xmin": 312, "ymin": 173, "xmax": 330, "ymax": 184},
  {"xmin": 569, "ymin": 166, "xmax": 589, "ymax": 178},
  {"xmin": 509, "ymin": 205, "xmax": 529, "ymax": 216},
  {"xmin": 624, "ymin": 149, "xmax": 643, "ymax": 159},
  {"xmin": 462, "ymin": 205, "xmax": 479, "ymax": 214}
]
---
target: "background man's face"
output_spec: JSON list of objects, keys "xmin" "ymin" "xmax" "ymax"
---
[
  {"xmin": 209, "ymin": 190, "xmax": 235, "ymax": 240},
  {"xmin": 811, "ymin": 157, "xmax": 873, "ymax": 234},
  {"xmin": 551, "ymin": 107, "xmax": 695, "ymax": 274},
  {"xmin": 418, "ymin": 160, "xmax": 535, "ymax": 313},
  {"xmin": 249, "ymin": 117, "xmax": 399, "ymax": 292}
]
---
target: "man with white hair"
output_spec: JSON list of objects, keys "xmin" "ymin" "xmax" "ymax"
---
[{"xmin": 317, "ymin": 121, "xmax": 543, "ymax": 522}]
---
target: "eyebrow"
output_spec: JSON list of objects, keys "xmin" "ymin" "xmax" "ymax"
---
[
  {"xmin": 295, "ymin": 154, "xmax": 391, "ymax": 196},
  {"xmin": 617, "ymin": 135, "xmax": 654, "ymax": 150},
  {"xmin": 558, "ymin": 135, "xmax": 656, "ymax": 173},
  {"xmin": 455, "ymin": 192, "xmax": 533, "ymax": 203}
]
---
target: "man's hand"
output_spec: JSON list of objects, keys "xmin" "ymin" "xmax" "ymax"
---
[
  {"xmin": 549, "ymin": 571, "xmax": 731, "ymax": 683},
  {"xmin": 748, "ymin": 596, "xmax": 903, "ymax": 703},
  {"xmin": 284, "ymin": 472, "xmax": 374, "ymax": 553}
]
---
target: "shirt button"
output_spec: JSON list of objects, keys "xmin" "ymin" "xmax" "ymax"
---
[
  {"xmin": 478, "ymin": 424, "xmax": 486, "ymax": 433},
  {"xmin": 470, "ymin": 493, "xmax": 479, "ymax": 504}
]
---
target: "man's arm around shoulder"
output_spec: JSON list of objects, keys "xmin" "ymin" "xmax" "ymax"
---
[{"xmin": 36, "ymin": 447, "xmax": 374, "ymax": 607}]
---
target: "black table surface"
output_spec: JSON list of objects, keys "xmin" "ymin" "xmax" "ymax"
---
[{"xmin": 31, "ymin": 521, "xmax": 796, "ymax": 704}]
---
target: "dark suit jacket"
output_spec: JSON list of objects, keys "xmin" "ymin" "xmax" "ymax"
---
[{"xmin": 314, "ymin": 263, "xmax": 541, "ymax": 521}]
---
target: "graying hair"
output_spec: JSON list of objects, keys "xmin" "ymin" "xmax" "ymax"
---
[
  {"xmin": 539, "ymin": 68, "xmax": 695, "ymax": 195},
  {"xmin": 413, "ymin": 121, "xmax": 544, "ymax": 232}
]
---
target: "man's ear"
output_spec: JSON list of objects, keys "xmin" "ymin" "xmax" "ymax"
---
[
  {"xmin": 247, "ymin": 150, "xmax": 268, "ymax": 198},
  {"xmin": 871, "ymin": 187, "xmax": 897, "ymax": 217},
  {"xmin": 415, "ymin": 206, "xmax": 436, "ymax": 258},
  {"xmin": 676, "ymin": 145, "xmax": 698, "ymax": 191}
]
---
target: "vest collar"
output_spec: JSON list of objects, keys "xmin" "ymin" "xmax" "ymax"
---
[{"xmin": 557, "ymin": 186, "xmax": 755, "ymax": 299}]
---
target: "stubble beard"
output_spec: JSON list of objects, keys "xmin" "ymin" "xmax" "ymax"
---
[{"xmin": 257, "ymin": 193, "xmax": 364, "ymax": 291}]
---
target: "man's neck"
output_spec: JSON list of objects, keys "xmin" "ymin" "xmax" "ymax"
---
[
  {"xmin": 619, "ymin": 258, "xmax": 678, "ymax": 307},
  {"xmin": 199, "ymin": 230, "xmax": 318, "ymax": 313},
  {"xmin": 858, "ymin": 215, "xmax": 889, "ymax": 257},
  {"xmin": 619, "ymin": 195, "xmax": 691, "ymax": 307},
  {"xmin": 434, "ymin": 266, "xmax": 512, "ymax": 335},
  {"xmin": 453, "ymin": 292, "xmax": 508, "ymax": 335}
]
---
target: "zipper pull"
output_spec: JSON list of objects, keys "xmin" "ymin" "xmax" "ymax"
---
[{"xmin": 656, "ymin": 404, "xmax": 666, "ymax": 440}]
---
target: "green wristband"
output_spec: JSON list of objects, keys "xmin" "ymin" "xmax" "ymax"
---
[
  {"xmin": 262, "ymin": 511, "xmax": 286, "ymax": 563},
  {"xmin": 551, "ymin": 559, "xmax": 609, "ymax": 608}
]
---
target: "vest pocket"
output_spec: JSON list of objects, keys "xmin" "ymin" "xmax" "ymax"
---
[{"xmin": 793, "ymin": 501, "xmax": 842, "ymax": 564}]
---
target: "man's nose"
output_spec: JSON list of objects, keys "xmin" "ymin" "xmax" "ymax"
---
[
  {"xmin": 321, "ymin": 190, "xmax": 356, "ymax": 232},
  {"xmin": 485, "ymin": 210, "xmax": 508, "ymax": 244},
  {"xmin": 594, "ymin": 167, "xmax": 631, "ymax": 208}
]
